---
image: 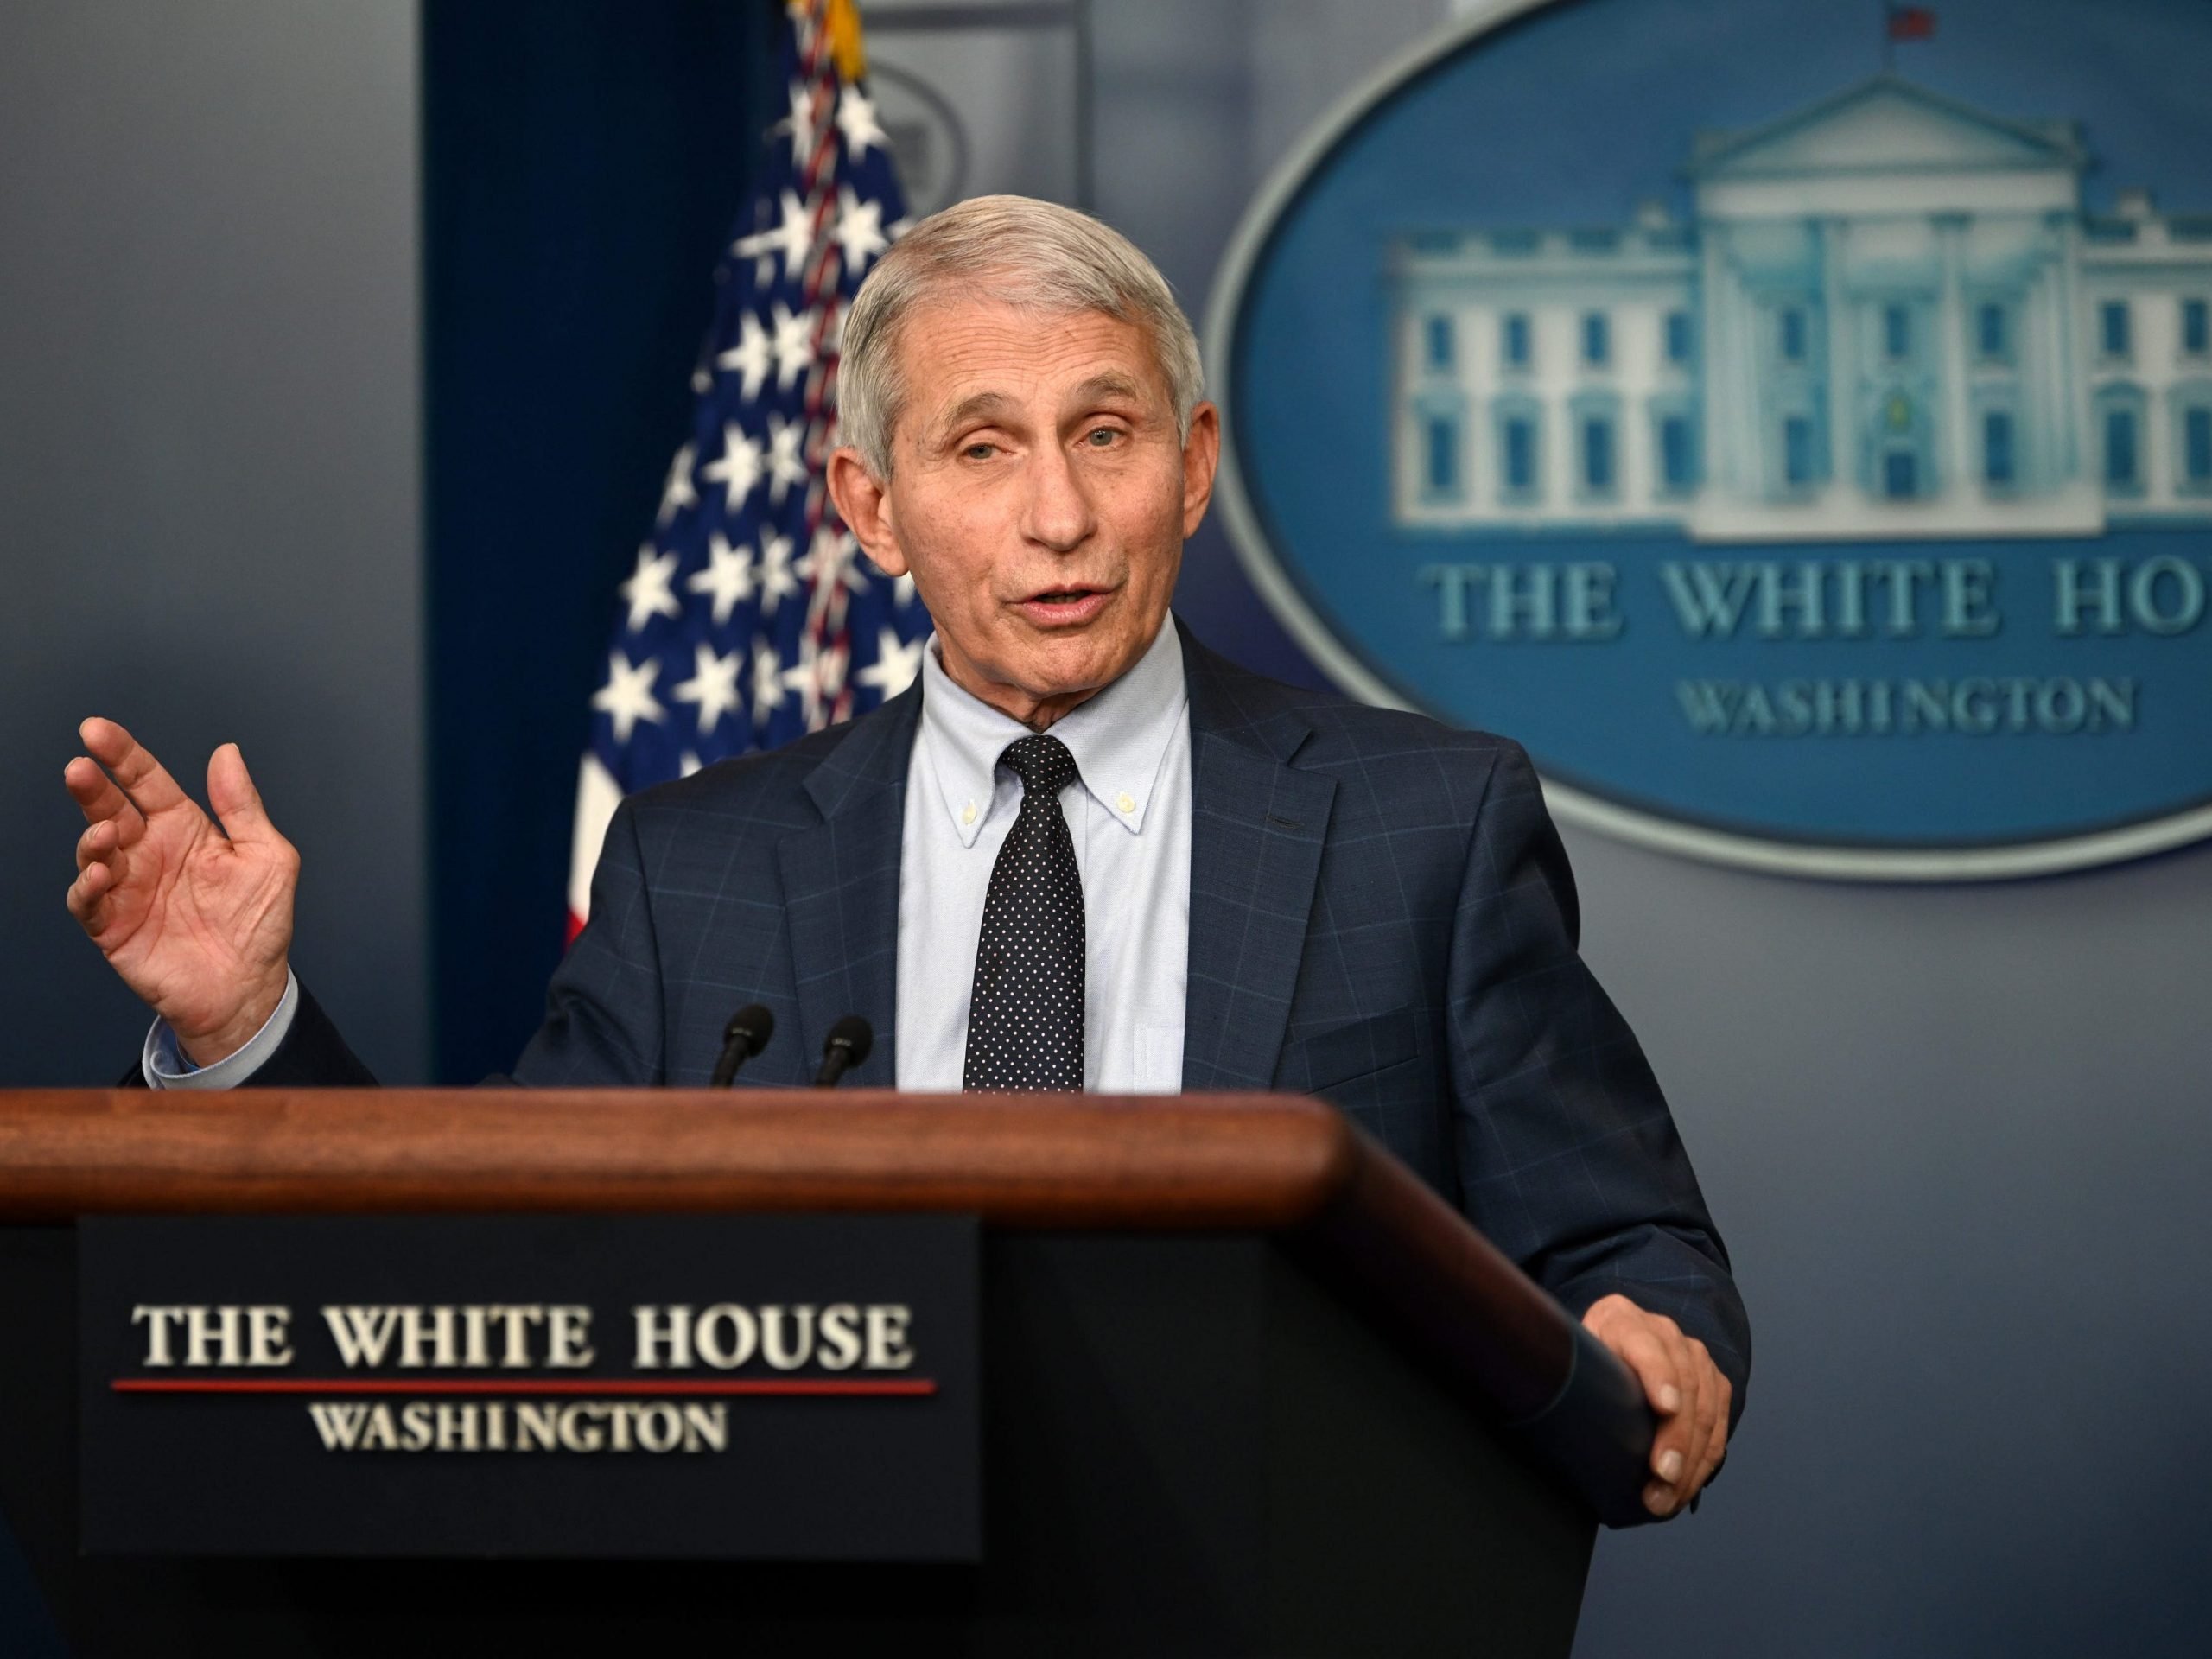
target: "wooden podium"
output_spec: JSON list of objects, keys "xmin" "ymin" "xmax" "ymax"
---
[{"xmin": 0, "ymin": 1089, "xmax": 1652, "ymax": 1657}]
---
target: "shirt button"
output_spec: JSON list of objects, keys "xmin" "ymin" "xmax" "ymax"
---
[
  {"xmin": 1116, "ymin": 791, "xmax": 1136, "ymax": 814},
  {"xmin": 961, "ymin": 801, "xmax": 977, "ymax": 826}
]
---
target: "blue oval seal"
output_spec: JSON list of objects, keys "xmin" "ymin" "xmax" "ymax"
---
[{"xmin": 1209, "ymin": 0, "xmax": 2212, "ymax": 879}]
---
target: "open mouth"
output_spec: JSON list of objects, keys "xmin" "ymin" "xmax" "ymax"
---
[{"xmin": 1014, "ymin": 586, "xmax": 1114, "ymax": 626}]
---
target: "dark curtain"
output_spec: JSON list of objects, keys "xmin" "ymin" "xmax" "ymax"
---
[{"xmin": 423, "ymin": 0, "xmax": 779, "ymax": 1083}]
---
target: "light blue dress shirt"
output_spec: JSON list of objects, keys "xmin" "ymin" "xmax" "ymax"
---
[
  {"xmin": 142, "ymin": 967, "xmax": 300, "ymax": 1089},
  {"xmin": 897, "ymin": 617, "xmax": 1192, "ymax": 1093}
]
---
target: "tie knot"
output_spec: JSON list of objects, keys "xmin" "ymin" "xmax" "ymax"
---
[{"xmin": 999, "ymin": 734, "xmax": 1079, "ymax": 798}]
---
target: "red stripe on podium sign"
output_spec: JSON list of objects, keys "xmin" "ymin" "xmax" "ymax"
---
[{"xmin": 112, "ymin": 1376, "xmax": 937, "ymax": 1397}]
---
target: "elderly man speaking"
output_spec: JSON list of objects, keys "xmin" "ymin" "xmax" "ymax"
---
[{"xmin": 63, "ymin": 195, "xmax": 1746, "ymax": 1519}]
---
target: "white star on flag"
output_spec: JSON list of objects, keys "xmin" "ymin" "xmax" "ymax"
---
[
  {"xmin": 798, "ymin": 525, "xmax": 872, "ymax": 597},
  {"xmin": 834, "ymin": 186, "xmax": 888, "ymax": 272},
  {"xmin": 766, "ymin": 413, "xmax": 808, "ymax": 505},
  {"xmin": 687, "ymin": 532, "xmax": 756, "ymax": 624},
  {"xmin": 734, "ymin": 188, "xmax": 813, "ymax": 285},
  {"xmin": 782, "ymin": 79, "xmax": 819, "ymax": 171},
  {"xmin": 757, "ymin": 531, "xmax": 798, "ymax": 614},
  {"xmin": 769, "ymin": 301, "xmax": 816, "ymax": 391},
  {"xmin": 715, "ymin": 310, "xmax": 772, "ymax": 401},
  {"xmin": 656, "ymin": 442, "xmax": 696, "ymax": 525},
  {"xmin": 751, "ymin": 640, "xmax": 788, "ymax": 722},
  {"xmin": 592, "ymin": 651, "xmax": 666, "ymax": 743},
  {"xmin": 779, "ymin": 634, "xmax": 849, "ymax": 728},
  {"xmin": 836, "ymin": 86, "xmax": 887, "ymax": 160},
  {"xmin": 672, "ymin": 642, "xmax": 746, "ymax": 735},
  {"xmin": 619, "ymin": 545, "xmax": 683, "ymax": 632},
  {"xmin": 702, "ymin": 420, "xmax": 765, "ymax": 515},
  {"xmin": 855, "ymin": 626, "xmax": 926, "ymax": 697}
]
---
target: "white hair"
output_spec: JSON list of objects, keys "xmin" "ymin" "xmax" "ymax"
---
[{"xmin": 837, "ymin": 194, "xmax": 1205, "ymax": 478}]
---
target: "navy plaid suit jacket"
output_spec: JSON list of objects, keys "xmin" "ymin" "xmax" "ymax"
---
[{"xmin": 263, "ymin": 623, "xmax": 1749, "ymax": 1408}]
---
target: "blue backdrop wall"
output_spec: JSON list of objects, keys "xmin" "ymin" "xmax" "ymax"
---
[{"xmin": 0, "ymin": 1, "xmax": 427, "ymax": 1088}]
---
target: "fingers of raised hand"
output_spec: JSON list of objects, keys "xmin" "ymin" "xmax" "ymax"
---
[
  {"xmin": 65, "ymin": 855, "xmax": 117, "ymax": 925},
  {"xmin": 78, "ymin": 717, "xmax": 191, "ymax": 817},
  {"xmin": 63, "ymin": 753, "xmax": 148, "ymax": 836},
  {"xmin": 205, "ymin": 742, "xmax": 282, "ymax": 845},
  {"xmin": 76, "ymin": 817, "xmax": 123, "ymax": 873}
]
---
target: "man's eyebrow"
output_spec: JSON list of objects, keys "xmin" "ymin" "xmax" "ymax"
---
[
  {"xmin": 934, "ymin": 391, "xmax": 1020, "ymax": 433},
  {"xmin": 931, "ymin": 373, "xmax": 1156, "ymax": 439},
  {"xmin": 1069, "ymin": 372, "xmax": 1150, "ymax": 408}
]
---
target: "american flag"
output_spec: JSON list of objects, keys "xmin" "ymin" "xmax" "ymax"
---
[{"xmin": 568, "ymin": 0, "xmax": 931, "ymax": 934}]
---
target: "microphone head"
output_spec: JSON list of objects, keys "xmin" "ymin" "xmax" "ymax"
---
[
  {"xmin": 723, "ymin": 1003, "xmax": 774, "ymax": 1053},
  {"xmin": 824, "ymin": 1014, "xmax": 874, "ymax": 1067}
]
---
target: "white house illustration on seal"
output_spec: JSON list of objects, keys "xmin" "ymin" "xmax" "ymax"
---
[{"xmin": 1392, "ymin": 74, "xmax": 2212, "ymax": 542}]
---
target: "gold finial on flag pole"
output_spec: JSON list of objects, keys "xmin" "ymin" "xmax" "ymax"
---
[{"xmin": 791, "ymin": 0, "xmax": 868, "ymax": 82}]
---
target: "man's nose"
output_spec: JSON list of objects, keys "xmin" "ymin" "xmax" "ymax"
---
[{"xmin": 1020, "ymin": 442, "xmax": 1096, "ymax": 554}]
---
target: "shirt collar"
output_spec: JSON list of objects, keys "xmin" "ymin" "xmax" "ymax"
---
[{"xmin": 918, "ymin": 615, "xmax": 1188, "ymax": 848}]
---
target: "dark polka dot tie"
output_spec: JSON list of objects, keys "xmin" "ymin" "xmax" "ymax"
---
[{"xmin": 963, "ymin": 734, "xmax": 1084, "ymax": 1092}]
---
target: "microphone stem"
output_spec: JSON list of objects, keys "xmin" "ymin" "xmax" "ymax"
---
[{"xmin": 709, "ymin": 1040, "xmax": 749, "ymax": 1088}]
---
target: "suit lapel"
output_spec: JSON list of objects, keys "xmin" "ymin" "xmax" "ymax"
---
[
  {"xmin": 774, "ymin": 683, "xmax": 921, "ymax": 1089},
  {"xmin": 1179, "ymin": 632, "xmax": 1335, "ymax": 1090}
]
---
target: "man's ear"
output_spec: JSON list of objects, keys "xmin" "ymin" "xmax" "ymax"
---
[
  {"xmin": 1180, "ymin": 402, "xmax": 1222, "ymax": 538},
  {"xmin": 827, "ymin": 447, "xmax": 908, "ymax": 577}
]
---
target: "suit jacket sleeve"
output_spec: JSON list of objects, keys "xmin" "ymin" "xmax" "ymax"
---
[
  {"xmin": 1446, "ymin": 741, "xmax": 1751, "ymax": 1421},
  {"xmin": 116, "ymin": 979, "xmax": 378, "ymax": 1088}
]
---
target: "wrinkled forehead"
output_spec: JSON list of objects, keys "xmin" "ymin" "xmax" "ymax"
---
[{"xmin": 892, "ymin": 297, "xmax": 1173, "ymax": 430}]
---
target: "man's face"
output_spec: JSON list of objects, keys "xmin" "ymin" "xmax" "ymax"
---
[{"xmin": 830, "ymin": 298, "xmax": 1219, "ymax": 728}]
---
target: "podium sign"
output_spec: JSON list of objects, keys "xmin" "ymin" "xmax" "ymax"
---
[{"xmin": 78, "ymin": 1214, "xmax": 980, "ymax": 1560}]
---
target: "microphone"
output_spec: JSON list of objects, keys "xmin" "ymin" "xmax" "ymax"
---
[
  {"xmin": 812, "ymin": 1015, "xmax": 874, "ymax": 1088},
  {"xmin": 709, "ymin": 1004, "xmax": 775, "ymax": 1087}
]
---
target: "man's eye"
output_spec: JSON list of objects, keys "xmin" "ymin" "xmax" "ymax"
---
[
  {"xmin": 1084, "ymin": 427, "xmax": 1122, "ymax": 447},
  {"xmin": 963, "ymin": 442, "xmax": 996, "ymax": 461}
]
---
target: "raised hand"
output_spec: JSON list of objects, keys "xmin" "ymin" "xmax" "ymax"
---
[{"xmin": 63, "ymin": 719, "xmax": 299, "ymax": 1066}]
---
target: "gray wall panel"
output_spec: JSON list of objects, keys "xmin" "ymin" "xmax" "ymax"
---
[
  {"xmin": 0, "ymin": 1, "xmax": 426, "ymax": 1084},
  {"xmin": 1566, "ymin": 827, "xmax": 2212, "ymax": 1656}
]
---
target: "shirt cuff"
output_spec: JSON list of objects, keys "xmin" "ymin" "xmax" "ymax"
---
[{"xmin": 143, "ymin": 970, "xmax": 301, "ymax": 1090}]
